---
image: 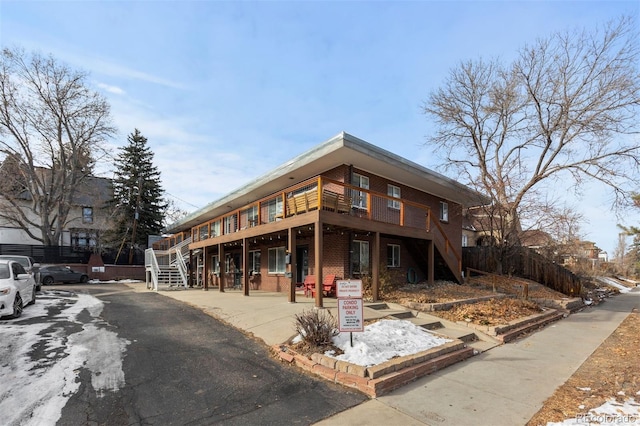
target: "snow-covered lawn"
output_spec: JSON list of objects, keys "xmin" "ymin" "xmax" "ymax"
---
[
  {"xmin": 325, "ymin": 319, "xmax": 451, "ymax": 367},
  {"xmin": 0, "ymin": 289, "xmax": 130, "ymax": 426}
]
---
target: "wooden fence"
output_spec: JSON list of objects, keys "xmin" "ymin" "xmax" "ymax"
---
[{"xmin": 462, "ymin": 246, "xmax": 582, "ymax": 296}]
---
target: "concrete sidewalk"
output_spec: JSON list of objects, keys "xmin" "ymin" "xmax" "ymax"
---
[{"xmin": 128, "ymin": 283, "xmax": 639, "ymax": 426}]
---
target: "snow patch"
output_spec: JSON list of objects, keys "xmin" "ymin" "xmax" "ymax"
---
[{"xmin": 326, "ymin": 319, "xmax": 451, "ymax": 367}]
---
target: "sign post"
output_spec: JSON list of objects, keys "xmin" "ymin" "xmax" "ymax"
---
[{"xmin": 336, "ymin": 280, "xmax": 363, "ymax": 346}]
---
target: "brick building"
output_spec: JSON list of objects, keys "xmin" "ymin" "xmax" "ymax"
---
[{"xmin": 153, "ymin": 132, "xmax": 486, "ymax": 306}]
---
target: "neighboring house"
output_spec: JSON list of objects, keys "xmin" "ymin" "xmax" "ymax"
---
[
  {"xmin": 558, "ymin": 240, "xmax": 602, "ymax": 271},
  {"xmin": 0, "ymin": 173, "xmax": 113, "ymax": 252},
  {"xmin": 462, "ymin": 205, "xmax": 522, "ymax": 247},
  {"xmin": 519, "ymin": 229, "xmax": 555, "ymax": 253},
  {"xmin": 155, "ymin": 132, "xmax": 487, "ymax": 304}
]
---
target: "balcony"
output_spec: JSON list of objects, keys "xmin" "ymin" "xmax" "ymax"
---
[{"xmin": 182, "ymin": 176, "xmax": 435, "ymax": 245}]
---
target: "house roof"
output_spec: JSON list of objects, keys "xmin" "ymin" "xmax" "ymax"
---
[{"xmin": 166, "ymin": 132, "xmax": 488, "ymax": 233}]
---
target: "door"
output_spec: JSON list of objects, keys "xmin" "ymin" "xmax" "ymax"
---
[{"xmin": 296, "ymin": 245, "xmax": 309, "ymax": 282}]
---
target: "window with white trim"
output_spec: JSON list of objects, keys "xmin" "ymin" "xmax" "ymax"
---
[
  {"xmin": 387, "ymin": 244, "xmax": 400, "ymax": 267},
  {"xmin": 82, "ymin": 207, "xmax": 93, "ymax": 224},
  {"xmin": 267, "ymin": 197, "xmax": 283, "ymax": 222},
  {"xmin": 211, "ymin": 255, "xmax": 220, "ymax": 274},
  {"xmin": 387, "ymin": 184, "xmax": 401, "ymax": 209},
  {"xmin": 224, "ymin": 215, "xmax": 236, "ymax": 233},
  {"xmin": 249, "ymin": 250, "xmax": 261, "ymax": 273},
  {"xmin": 268, "ymin": 246, "xmax": 286, "ymax": 274},
  {"xmin": 439, "ymin": 201, "xmax": 449, "ymax": 222},
  {"xmin": 351, "ymin": 240, "xmax": 370, "ymax": 275},
  {"xmin": 351, "ymin": 173, "xmax": 369, "ymax": 209}
]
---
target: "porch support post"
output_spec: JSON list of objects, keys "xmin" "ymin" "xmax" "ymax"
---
[
  {"xmin": 314, "ymin": 220, "xmax": 323, "ymax": 308},
  {"xmin": 372, "ymin": 231, "xmax": 380, "ymax": 301},
  {"xmin": 219, "ymin": 243, "xmax": 226, "ymax": 292},
  {"xmin": 203, "ymin": 246, "xmax": 209, "ymax": 291},
  {"xmin": 188, "ymin": 250, "xmax": 193, "ymax": 287},
  {"xmin": 242, "ymin": 237, "xmax": 249, "ymax": 296},
  {"xmin": 427, "ymin": 240, "xmax": 434, "ymax": 285},
  {"xmin": 288, "ymin": 227, "xmax": 297, "ymax": 303}
]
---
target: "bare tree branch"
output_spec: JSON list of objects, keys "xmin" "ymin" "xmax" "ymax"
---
[{"xmin": 0, "ymin": 48, "xmax": 116, "ymax": 245}]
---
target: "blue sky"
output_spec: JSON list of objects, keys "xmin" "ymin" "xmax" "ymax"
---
[{"xmin": 1, "ymin": 0, "xmax": 638, "ymax": 256}]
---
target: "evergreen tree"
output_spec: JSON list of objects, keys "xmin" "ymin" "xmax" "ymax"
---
[{"xmin": 108, "ymin": 129, "xmax": 166, "ymax": 262}]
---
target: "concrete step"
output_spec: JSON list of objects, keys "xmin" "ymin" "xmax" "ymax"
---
[
  {"xmin": 431, "ymin": 327, "xmax": 478, "ymax": 343},
  {"xmin": 388, "ymin": 311, "xmax": 414, "ymax": 319},
  {"xmin": 406, "ymin": 317, "xmax": 444, "ymax": 331},
  {"xmin": 466, "ymin": 339, "xmax": 501, "ymax": 354},
  {"xmin": 365, "ymin": 303, "xmax": 390, "ymax": 310}
]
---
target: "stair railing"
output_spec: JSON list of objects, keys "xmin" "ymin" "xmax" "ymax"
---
[{"xmin": 145, "ymin": 248, "xmax": 160, "ymax": 291}]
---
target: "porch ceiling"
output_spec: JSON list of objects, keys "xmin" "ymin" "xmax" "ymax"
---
[{"xmin": 167, "ymin": 132, "xmax": 488, "ymax": 233}]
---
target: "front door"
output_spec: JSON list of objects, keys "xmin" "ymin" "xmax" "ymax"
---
[{"xmin": 296, "ymin": 245, "xmax": 309, "ymax": 282}]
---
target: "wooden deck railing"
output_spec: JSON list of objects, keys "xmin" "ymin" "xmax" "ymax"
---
[{"xmin": 154, "ymin": 177, "xmax": 458, "ymax": 269}]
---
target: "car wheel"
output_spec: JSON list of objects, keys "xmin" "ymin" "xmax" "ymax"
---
[
  {"xmin": 42, "ymin": 276, "xmax": 54, "ymax": 285},
  {"xmin": 80, "ymin": 275, "xmax": 89, "ymax": 283},
  {"xmin": 28, "ymin": 285, "xmax": 36, "ymax": 305},
  {"xmin": 10, "ymin": 293, "xmax": 23, "ymax": 319}
]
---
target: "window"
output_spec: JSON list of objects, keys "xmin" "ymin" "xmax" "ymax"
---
[
  {"xmin": 11, "ymin": 262, "xmax": 26, "ymax": 277},
  {"xmin": 246, "ymin": 206, "xmax": 258, "ymax": 227},
  {"xmin": 211, "ymin": 255, "xmax": 220, "ymax": 274},
  {"xmin": 387, "ymin": 244, "xmax": 400, "ymax": 267},
  {"xmin": 351, "ymin": 240, "xmax": 370, "ymax": 275},
  {"xmin": 249, "ymin": 250, "xmax": 261, "ymax": 273},
  {"xmin": 267, "ymin": 197, "xmax": 283, "ymax": 222},
  {"xmin": 211, "ymin": 220, "xmax": 220, "ymax": 237},
  {"xmin": 82, "ymin": 207, "xmax": 93, "ymax": 224},
  {"xmin": 224, "ymin": 215, "xmax": 236, "ymax": 234},
  {"xmin": 268, "ymin": 246, "xmax": 286, "ymax": 274},
  {"xmin": 351, "ymin": 173, "xmax": 369, "ymax": 209},
  {"xmin": 439, "ymin": 201, "xmax": 449, "ymax": 222},
  {"xmin": 462, "ymin": 234, "xmax": 468, "ymax": 247},
  {"xmin": 71, "ymin": 229, "xmax": 97, "ymax": 250},
  {"xmin": 387, "ymin": 184, "xmax": 401, "ymax": 209},
  {"xmin": 199, "ymin": 224, "xmax": 209, "ymax": 240}
]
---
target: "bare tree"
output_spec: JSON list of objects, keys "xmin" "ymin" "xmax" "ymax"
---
[
  {"xmin": 424, "ymin": 16, "xmax": 640, "ymax": 270},
  {"xmin": 163, "ymin": 198, "xmax": 190, "ymax": 228},
  {"xmin": 0, "ymin": 47, "xmax": 116, "ymax": 245}
]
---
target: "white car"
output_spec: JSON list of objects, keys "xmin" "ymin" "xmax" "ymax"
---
[{"xmin": 0, "ymin": 259, "xmax": 36, "ymax": 319}]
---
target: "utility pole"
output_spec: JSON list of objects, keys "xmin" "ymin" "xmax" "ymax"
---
[{"xmin": 129, "ymin": 177, "xmax": 143, "ymax": 265}]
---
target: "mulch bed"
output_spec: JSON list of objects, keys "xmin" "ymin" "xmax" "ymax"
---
[{"xmin": 381, "ymin": 279, "xmax": 554, "ymax": 327}]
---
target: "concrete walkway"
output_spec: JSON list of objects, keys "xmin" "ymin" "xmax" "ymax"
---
[{"xmin": 128, "ymin": 283, "xmax": 639, "ymax": 426}]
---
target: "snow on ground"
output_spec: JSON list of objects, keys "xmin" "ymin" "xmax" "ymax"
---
[
  {"xmin": 547, "ymin": 397, "xmax": 640, "ymax": 425},
  {"xmin": 0, "ymin": 289, "xmax": 130, "ymax": 426},
  {"xmin": 597, "ymin": 277, "xmax": 633, "ymax": 294},
  {"xmin": 325, "ymin": 319, "xmax": 451, "ymax": 367}
]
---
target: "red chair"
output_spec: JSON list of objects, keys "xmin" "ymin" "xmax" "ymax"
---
[
  {"xmin": 322, "ymin": 274, "xmax": 337, "ymax": 297},
  {"xmin": 303, "ymin": 275, "xmax": 316, "ymax": 297}
]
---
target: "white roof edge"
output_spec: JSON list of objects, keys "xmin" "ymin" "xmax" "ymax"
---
[{"xmin": 166, "ymin": 132, "xmax": 488, "ymax": 232}]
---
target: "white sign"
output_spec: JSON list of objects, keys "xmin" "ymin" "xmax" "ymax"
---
[
  {"xmin": 336, "ymin": 280, "xmax": 363, "ymax": 298},
  {"xmin": 338, "ymin": 298, "xmax": 364, "ymax": 332}
]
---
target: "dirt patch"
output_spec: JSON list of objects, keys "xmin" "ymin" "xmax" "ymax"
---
[
  {"xmin": 466, "ymin": 275, "xmax": 569, "ymax": 300},
  {"xmin": 383, "ymin": 281, "xmax": 497, "ymax": 304},
  {"xmin": 428, "ymin": 298, "xmax": 544, "ymax": 326},
  {"xmin": 526, "ymin": 309, "xmax": 640, "ymax": 426}
]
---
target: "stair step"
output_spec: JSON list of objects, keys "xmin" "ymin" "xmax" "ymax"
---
[
  {"xmin": 388, "ymin": 311, "xmax": 414, "ymax": 319},
  {"xmin": 366, "ymin": 303, "xmax": 390, "ymax": 310},
  {"xmin": 466, "ymin": 339, "xmax": 501, "ymax": 354},
  {"xmin": 407, "ymin": 318, "xmax": 444, "ymax": 330},
  {"xmin": 431, "ymin": 327, "xmax": 478, "ymax": 343}
]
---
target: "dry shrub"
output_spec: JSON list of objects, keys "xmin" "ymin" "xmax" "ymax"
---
[{"xmin": 294, "ymin": 308, "xmax": 338, "ymax": 347}]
